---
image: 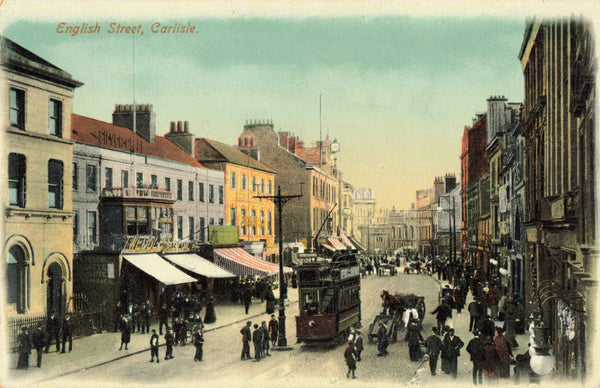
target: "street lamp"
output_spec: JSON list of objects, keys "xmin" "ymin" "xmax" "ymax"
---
[
  {"xmin": 529, "ymin": 323, "xmax": 555, "ymax": 376},
  {"xmin": 254, "ymin": 185, "xmax": 302, "ymax": 350}
]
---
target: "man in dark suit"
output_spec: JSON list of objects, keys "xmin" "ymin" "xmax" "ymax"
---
[
  {"xmin": 44, "ymin": 313, "xmax": 60, "ymax": 353},
  {"xmin": 240, "ymin": 321, "xmax": 252, "ymax": 360},
  {"xmin": 243, "ymin": 287, "xmax": 252, "ymax": 314},
  {"xmin": 441, "ymin": 328, "xmax": 464, "ymax": 378},
  {"xmin": 60, "ymin": 315, "xmax": 74, "ymax": 353},
  {"xmin": 252, "ymin": 323, "xmax": 264, "ymax": 360},
  {"xmin": 424, "ymin": 327, "xmax": 442, "ymax": 376},
  {"xmin": 466, "ymin": 329, "xmax": 485, "ymax": 384},
  {"xmin": 31, "ymin": 324, "xmax": 45, "ymax": 367}
]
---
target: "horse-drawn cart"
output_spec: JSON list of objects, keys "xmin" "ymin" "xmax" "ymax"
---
[{"xmin": 367, "ymin": 291, "xmax": 426, "ymax": 343}]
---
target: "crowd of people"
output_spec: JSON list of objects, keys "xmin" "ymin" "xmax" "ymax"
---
[
  {"xmin": 240, "ymin": 315, "xmax": 279, "ymax": 361},
  {"xmin": 15, "ymin": 313, "xmax": 75, "ymax": 370}
]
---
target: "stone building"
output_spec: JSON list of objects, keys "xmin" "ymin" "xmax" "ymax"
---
[
  {"xmin": 486, "ymin": 96, "xmax": 523, "ymax": 293},
  {"xmin": 387, "ymin": 206, "xmax": 418, "ymax": 254},
  {"xmin": 340, "ymin": 181, "xmax": 355, "ymax": 237},
  {"xmin": 236, "ymin": 122, "xmax": 340, "ymax": 252},
  {"xmin": 519, "ymin": 18, "xmax": 597, "ymax": 379},
  {"xmin": 353, "ymin": 188, "xmax": 376, "ymax": 250},
  {"xmin": 2, "ymin": 36, "xmax": 82, "ymax": 319}
]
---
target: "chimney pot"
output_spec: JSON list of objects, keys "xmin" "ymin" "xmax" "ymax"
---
[
  {"xmin": 170, "ymin": 121, "xmax": 175, "ymax": 133},
  {"xmin": 184, "ymin": 121, "xmax": 189, "ymax": 133},
  {"xmin": 177, "ymin": 121, "xmax": 182, "ymax": 133}
]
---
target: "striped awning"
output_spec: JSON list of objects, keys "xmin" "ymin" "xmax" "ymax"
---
[
  {"xmin": 327, "ymin": 237, "xmax": 347, "ymax": 250},
  {"xmin": 122, "ymin": 254, "xmax": 197, "ymax": 285},
  {"xmin": 214, "ymin": 248, "xmax": 292, "ymax": 278},
  {"xmin": 321, "ymin": 244, "xmax": 336, "ymax": 252},
  {"xmin": 339, "ymin": 233, "xmax": 356, "ymax": 250},
  {"xmin": 164, "ymin": 253, "xmax": 236, "ymax": 279}
]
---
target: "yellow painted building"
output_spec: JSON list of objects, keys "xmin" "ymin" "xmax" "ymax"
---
[
  {"xmin": 194, "ymin": 138, "xmax": 276, "ymax": 249},
  {"xmin": 2, "ymin": 36, "xmax": 82, "ymax": 319}
]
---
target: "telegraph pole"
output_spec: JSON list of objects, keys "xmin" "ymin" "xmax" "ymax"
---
[{"xmin": 254, "ymin": 185, "xmax": 302, "ymax": 349}]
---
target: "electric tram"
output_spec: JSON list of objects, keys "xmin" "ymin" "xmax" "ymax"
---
[{"xmin": 295, "ymin": 252, "xmax": 361, "ymax": 344}]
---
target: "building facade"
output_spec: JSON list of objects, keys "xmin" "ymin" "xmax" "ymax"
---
[
  {"xmin": 2, "ymin": 37, "xmax": 82, "ymax": 319},
  {"xmin": 237, "ymin": 122, "xmax": 340, "ymax": 252},
  {"xmin": 461, "ymin": 113, "xmax": 489, "ymax": 270},
  {"xmin": 519, "ymin": 19, "xmax": 597, "ymax": 379},
  {"xmin": 72, "ymin": 112, "xmax": 225, "ymax": 252},
  {"xmin": 194, "ymin": 137, "xmax": 276, "ymax": 255}
]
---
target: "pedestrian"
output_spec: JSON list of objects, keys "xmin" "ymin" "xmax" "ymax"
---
[
  {"xmin": 204, "ymin": 296, "xmax": 216, "ymax": 324},
  {"xmin": 159, "ymin": 303, "xmax": 169, "ymax": 335},
  {"xmin": 479, "ymin": 314, "xmax": 496, "ymax": 342},
  {"xmin": 353, "ymin": 330, "xmax": 364, "ymax": 361},
  {"xmin": 240, "ymin": 321, "xmax": 252, "ymax": 360},
  {"xmin": 252, "ymin": 323, "xmax": 264, "ymax": 361},
  {"xmin": 31, "ymin": 324, "xmax": 45, "ymax": 368},
  {"xmin": 192, "ymin": 327, "xmax": 204, "ymax": 362},
  {"xmin": 243, "ymin": 287, "xmax": 252, "ymax": 314},
  {"xmin": 466, "ymin": 330, "xmax": 485, "ymax": 385},
  {"xmin": 488, "ymin": 290, "xmax": 499, "ymax": 321},
  {"xmin": 60, "ymin": 315, "xmax": 74, "ymax": 353},
  {"xmin": 347, "ymin": 327, "xmax": 356, "ymax": 344},
  {"xmin": 164, "ymin": 327, "xmax": 175, "ymax": 360},
  {"xmin": 44, "ymin": 312, "xmax": 60, "ymax": 353},
  {"xmin": 149, "ymin": 329, "xmax": 159, "ymax": 363},
  {"xmin": 343, "ymin": 341, "xmax": 357, "ymax": 379},
  {"xmin": 260, "ymin": 321, "xmax": 270, "ymax": 357},
  {"xmin": 405, "ymin": 318, "xmax": 424, "ymax": 361},
  {"xmin": 376, "ymin": 322, "xmax": 389, "ymax": 357},
  {"xmin": 424, "ymin": 327, "xmax": 442, "ymax": 376},
  {"xmin": 17, "ymin": 326, "xmax": 32, "ymax": 370},
  {"xmin": 440, "ymin": 327, "xmax": 464, "ymax": 378},
  {"xmin": 142, "ymin": 302, "xmax": 151, "ymax": 334},
  {"xmin": 468, "ymin": 299, "xmax": 479, "ymax": 332},
  {"xmin": 119, "ymin": 316, "xmax": 131, "ymax": 350},
  {"xmin": 268, "ymin": 314, "xmax": 278, "ymax": 347},
  {"xmin": 430, "ymin": 303, "xmax": 451, "ymax": 335},
  {"xmin": 131, "ymin": 303, "xmax": 140, "ymax": 334},
  {"xmin": 482, "ymin": 337, "xmax": 498, "ymax": 380},
  {"xmin": 265, "ymin": 285, "xmax": 276, "ymax": 314},
  {"xmin": 494, "ymin": 327, "xmax": 513, "ymax": 378}
]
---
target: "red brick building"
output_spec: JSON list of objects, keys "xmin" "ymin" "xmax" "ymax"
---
[{"xmin": 460, "ymin": 113, "xmax": 489, "ymax": 264}]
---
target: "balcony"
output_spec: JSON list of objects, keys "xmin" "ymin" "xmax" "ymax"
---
[{"xmin": 101, "ymin": 187, "xmax": 174, "ymax": 201}]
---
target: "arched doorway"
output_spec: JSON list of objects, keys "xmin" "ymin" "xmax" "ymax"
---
[
  {"xmin": 47, "ymin": 262, "xmax": 63, "ymax": 317},
  {"xmin": 7, "ymin": 245, "xmax": 28, "ymax": 313}
]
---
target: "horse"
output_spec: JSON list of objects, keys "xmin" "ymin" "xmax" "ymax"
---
[{"xmin": 380, "ymin": 290, "xmax": 405, "ymax": 317}]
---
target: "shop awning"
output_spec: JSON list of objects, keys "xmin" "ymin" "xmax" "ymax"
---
[
  {"xmin": 164, "ymin": 254, "xmax": 236, "ymax": 279},
  {"xmin": 339, "ymin": 233, "xmax": 356, "ymax": 250},
  {"xmin": 214, "ymin": 248, "xmax": 292, "ymax": 278},
  {"xmin": 122, "ymin": 254, "xmax": 197, "ymax": 285},
  {"xmin": 347, "ymin": 235, "xmax": 366, "ymax": 252},
  {"xmin": 327, "ymin": 237, "xmax": 347, "ymax": 250},
  {"xmin": 321, "ymin": 244, "xmax": 336, "ymax": 252}
]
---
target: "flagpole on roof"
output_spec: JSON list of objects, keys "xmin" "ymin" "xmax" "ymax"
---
[{"xmin": 132, "ymin": 34, "xmax": 136, "ymax": 134}]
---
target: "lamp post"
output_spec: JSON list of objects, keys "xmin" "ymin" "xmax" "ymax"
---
[{"xmin": 254, "ymin": 185, "xmax": 302, "ymax": 349}]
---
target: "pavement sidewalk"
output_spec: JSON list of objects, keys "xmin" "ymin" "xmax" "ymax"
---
[
  {"xmin": 4, "ymin": 292, "xmax": 299, "ymax": 386},
  {"xmin": 410, "ymin": 284, "xmax": 529, "ymax": 386}
]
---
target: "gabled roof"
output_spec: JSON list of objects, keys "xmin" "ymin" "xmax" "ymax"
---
[
  {"xmin": 71, "ymin": 114, "xmax": 203, "ymax": 168},
  {"xmin": 195, "ymin": 138, "xmax": 276, "ymax": 174},
  {"xmin": 1, "ymin": 36, "xmax": 83, "ymax": 88}
]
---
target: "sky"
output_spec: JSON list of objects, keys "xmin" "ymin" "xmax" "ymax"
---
[{"xmin": 1, "ymin": 1, "xmax": 595, "ymax": 210}]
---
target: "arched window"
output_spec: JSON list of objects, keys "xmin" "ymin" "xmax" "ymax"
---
[{"xmin": 7, "ymin": 245, "xmax": 28, "ymax": 313}]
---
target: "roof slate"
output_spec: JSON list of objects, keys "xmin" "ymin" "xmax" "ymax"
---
[{"xmin": 71, "ymin": 114, "xmax": 203, "ymax": 168}]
